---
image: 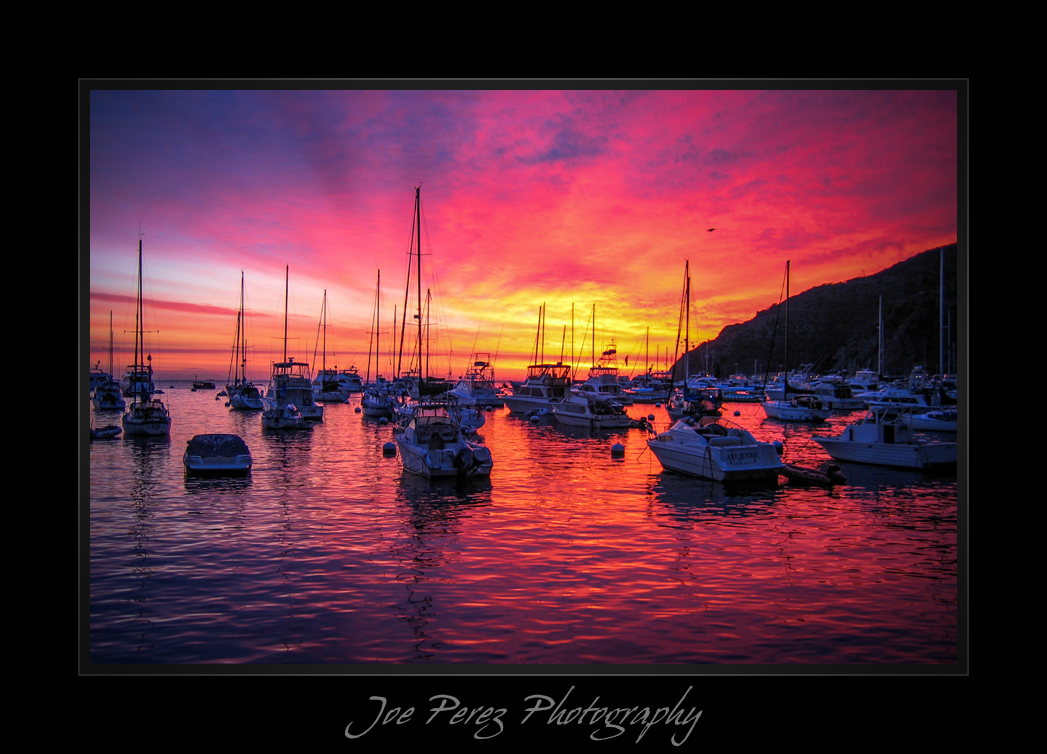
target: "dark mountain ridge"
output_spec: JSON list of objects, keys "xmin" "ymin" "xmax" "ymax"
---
[{"xmin": 681, "ymin": 243, "xmax": 959, "ymax": 380}]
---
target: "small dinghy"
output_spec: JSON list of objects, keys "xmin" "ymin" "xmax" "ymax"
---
[
  {"xmin": 781, "ymin": 462, "xmax": 846, "ymax": 487},
  {"xmin": 183, "ymin": 434, "xmax": 253, "ymax": 474},
  {"xmin": 91, "ymin": 425, "xmax": 123, "ymax": 441}
]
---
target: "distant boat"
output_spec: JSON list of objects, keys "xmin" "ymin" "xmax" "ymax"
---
[
  {"xmin": 183, "ymin": 434, "xmax": 253, "ymax": 473},
  {"xmin": 902, "ymin": 408, "xmax": 958, "ymax": 433},
  {"xmin": 813, "ymin": 406, "xmax": 957, "ymax": 469},
  {"xmin": 192, "ymin": 379, "xmax": 217, "ymax": 391},
  {"xmin": 503, "ymin": 306, "xmax": 572, "ymax": 413},
  {"xmin": 448, "ymin": 354, "xmax": 502, "ymax": 408},
  {"xmin": 551, "ymin": 392, "xmax": 638, "ymax": 429},
  {"xmin": 92, "ymin": 312, "xmax": 125, "ymax": 410},
  {"xmin": 89, "ymin": 361, "xmax": 109, "ymax": 395},
  {"xmin": 574, "ymin": 308, "xmax": 629, "ymax": 405},
  {"xmin": 808, "ymin": 381, "xmax": 865, "ymax": 411},
  {"xmin": 121, "ymin": 238, "xmax": 171, "ymax": 437},
  {"xmin": 647, "ymin": 415, "xmax": 785, "ymax": 482},
  {"xmin": 311, "ymin": 290, "xmax": 350, "ymax": 402}
]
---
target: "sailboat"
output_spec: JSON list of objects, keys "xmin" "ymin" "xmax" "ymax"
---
[
  {"xmin": 665, "ymin": 260, "xmax": 721, "ymax": 422},
  {"xmin": 760, "ymin": 260, "xmax": 832, "ymax": 422},
  {"xmin": 361, "ymin": 270, "xmax": 396, "ymax": 418},
  {"xmin": 262, "ymin": 266, "xmax": 320, "ymax": 429},
  {"xmin": 393, "ymin": 186, "xmax": 493, "ymax": 477},
  {"xmin": 310, "ymin": 290, "xmax": 349, "ymax": 402},
  {"xmin": 92, "ymin": 311, "xmax": 125, "ymax": 410},
  {"xmin": 395, "ymin": 186, "xmax": 454, "ymax": 401},
  {"xmin": 121, "ymin": 238, "xmax": 171, "ymax": 436},
  {"xmin": 227, "ymin": 272, "xmax": 264, "ymax": 410}
]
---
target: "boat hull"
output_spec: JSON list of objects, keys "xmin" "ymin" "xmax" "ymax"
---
[
  {"xmin": 648, "ymin": 441, "xmax": 783, "ymax": 482},
  {"xmin": 904, "ymin": 411, "xmax": 958, "ymax": 432},
  {"xmin": 502, "ymin": 395, "xmax": 560, "ymax": 413},
  {"xmin": 813, "ymin": 437, "xmax": 957, "ymax": 469},
  {"xmin": 261, "ymin": 405, "xmax": 311, "ymax": 430},
  {"xmin": 553, "ymin": 413, "xmax": 635, "ymax": 429},
  {"xmin": 762, "ymin": 400, "xmax": 831, "ymax": 422},
  {"xmin": 395, "ymin": 439, "xmax": 493, "ymax": 478},
  {"xmin": 122, "ymin": 415, "xmax": 171, "ymax": 436},
  {"xmin": 229, "ymin": 393, "xmax": 265, "ymax": 410}
]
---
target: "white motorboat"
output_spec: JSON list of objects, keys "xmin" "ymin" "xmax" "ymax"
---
[
  {"xmin": 92, "ymin": 378, "xmax": 126, "ymax": 411},
  {"xmin": 647, "ymin": 415, "xmax": 785, "ymax": 482},
  {"xmin": 502, "ymin": 362, "xmax": 572, "ymax": 413},
  {"xmin": 503, "ymin": 304, "xmax": 573, "ymax": 413},
  {"xmin": 312, "ymin": 368, "xmax": 349, "ymax": 402},
  {"xmin": 393, "ymin": 393, "xmax": 486, "ymax": 433},
  {"xmin": 813, "ymin": 406, "xmax": 957, "ymax": 469},
  {"xmin": 89, "ymin": 361, "xmax": 109, "ymax": 395},
  {"xmin": 448, "ymin": 354, "xmax": 502, "ymax": 408},
  {"xmin": 575, "ymin": 314, "xmax": 629, "ymax": 405},
  {"xmin": 226, "ymin": 272, "xmax": 264, "ymax": 410},
  {"xmin": 861, "ymin": 386, "xmax": 954, "ymax": 414},
  {"xmin": 847, "ymin": 369, "xmax": 882, "ymax": 394},
  {"xmin": 337, "ymin": 366, "xmax": 364, "ymax": 394},
  {"xmin": 808, "ymin": 381, "xmax": 865, "ymax": 411},
  {"xmin": 261, "ymin": 401, "xmax": 311, "ymax": 430},
  {"xmin": 625, "ymin": 371, "xmax": 672, "ymax": 403},
  {"xmin": 229, "ymin": 382, "xmax": 265, "ymax": 411},
  {"xmin": 393, "ymin": 401, "xmax": 493, "ymax": 479},
  {"xmin": 762, "ymin": 394, "xmax": 833, "ymax": 422},
  {"xmin": 902, "ymin": 408, "xmax": 958, "ymax": 432},
  {"xmin": 551, "ymin": 392, "xmax": 638, "ymax": 429},
  {"xmin": 361, "ymin": 382, "xmax": 397, "ymax": 418},
  {"xmin": 183, "ymin": 434, "xmax": 253, "ymax": 473},
  {"xmin": 121, "ymin": 363, "xmax": 156, "ymax": 402},
  {"xmin": 267, "ymin": 357, "xmax": 322, "ymax": 421},
  {"xmin": 121, "ymin": 238, "xmax": 171, "ymax": 437}
]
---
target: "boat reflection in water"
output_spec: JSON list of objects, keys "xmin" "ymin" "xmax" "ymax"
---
[{"xmin": 89, "ymin": 391, "xmax": 958, "ymax": 665}]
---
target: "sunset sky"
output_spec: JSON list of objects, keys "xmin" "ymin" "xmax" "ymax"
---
[{"xmin": 85, "ymin": 86, "xmax": 961, "ymax": 383}]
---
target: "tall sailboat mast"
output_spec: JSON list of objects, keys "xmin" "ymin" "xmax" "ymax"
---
[
  {"xmin": 108, "ymin": 311, "xmax": 115, "ymax": 379},
  {"xmin": 684, "ymin": 259, "xmax": 690, "ymax": 386},
  {"xmin": 134, "ymin": 239, "xmax": 142, "ymax": 392},
  {"xmin": 784, "ymin": 259, "xmax": 790, "ymax": 394},
  {"xmin": 416, "ymin": 185, "xmax": 423, "ymax": 380},
  {"xmin": 283, "ymin": 265, "xmax": 289, "ymax": 363},
  {"xmin": 241, "ymin": 272, "xmax": 248, "ymax": 383}
]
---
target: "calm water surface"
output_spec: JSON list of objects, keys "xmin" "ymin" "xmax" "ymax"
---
[{"xmin": 87, "ymin": 385, "xmax": 960, "ymax": 665}]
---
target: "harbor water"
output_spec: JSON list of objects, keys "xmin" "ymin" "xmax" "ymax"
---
[{"xmin": 87, "ymin": 385, "xmax": 960, "ymax": 665}]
